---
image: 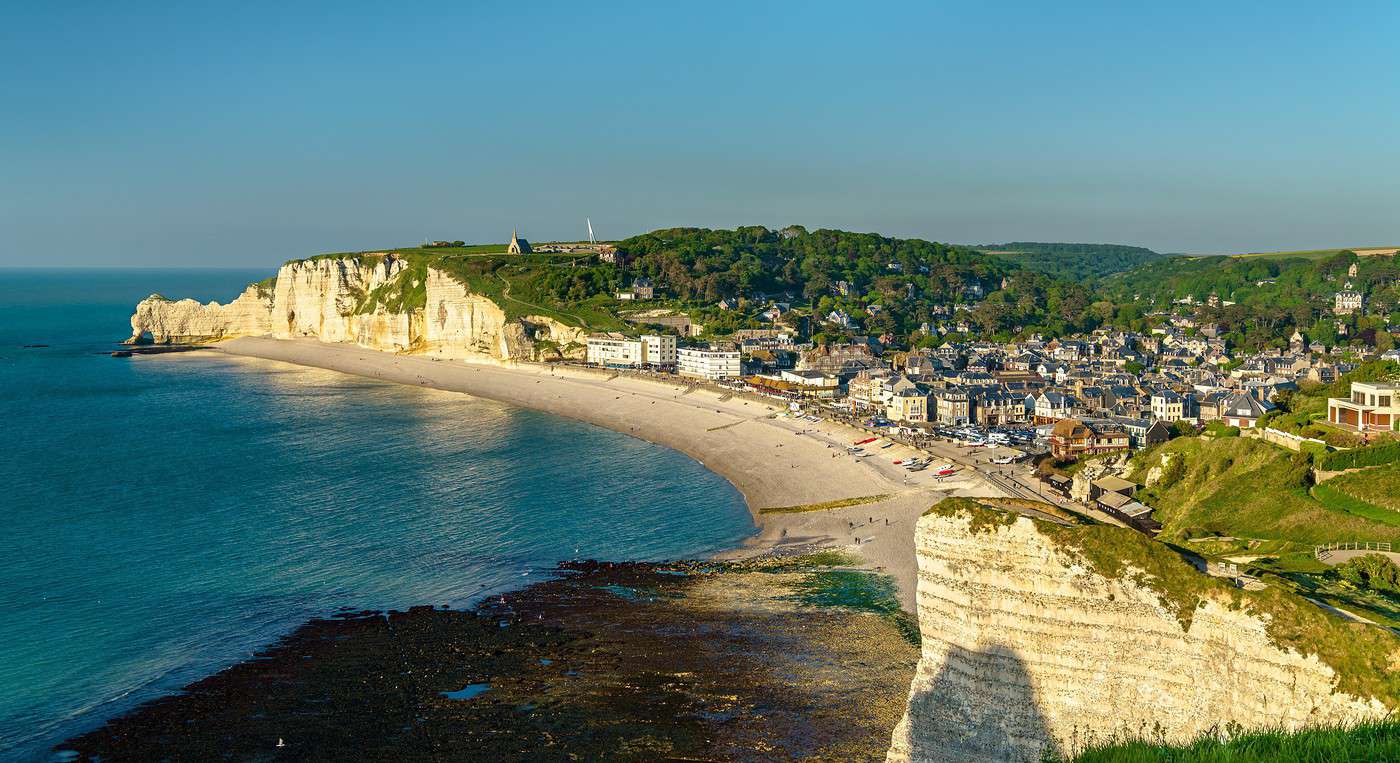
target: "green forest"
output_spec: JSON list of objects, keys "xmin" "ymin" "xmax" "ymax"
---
[{"xmin": 327, "ymin": 227, "xmax": 1400, "ymax": 350}]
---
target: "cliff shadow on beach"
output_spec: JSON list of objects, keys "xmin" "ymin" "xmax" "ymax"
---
[{"xmin": 898, "ymin": 642, "xmax": 1058, "ymax": 763}]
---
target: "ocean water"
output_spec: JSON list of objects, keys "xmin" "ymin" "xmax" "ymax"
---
[{"xmin": 0, "ymin": 269, "xmax": 755, "ymax": 761}]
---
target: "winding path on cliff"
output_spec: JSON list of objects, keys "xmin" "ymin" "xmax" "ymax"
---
[{"xmin": 493, "ymin": 266, "xmax": 592, "ymax": 329}]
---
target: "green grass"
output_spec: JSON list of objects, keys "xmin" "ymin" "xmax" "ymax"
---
[
  {"xmin": 1270, "ymin": 569, "xmax": 1400, "ymax": 630},
  {"xmin": 1128, "ymin": 437, "xmax": 1400, "ymax": 545},
  {"xmin": 1310, "ymin": 481, "xmax": 1400, "ymax": 523},
  {"xmin": 1061, "ymin": 720, "xmax": 1400, "ymax": 762},
  {"xmin": 1327, "ymin": 463, "xmax": 1400, "ymax": 513},
  {"xmin": 1319, "ymin": 442, "xmax": 1400, "ymax": 472},
  {"xmin": 1311, "ymin": 482, "xmax": 1400, "ymax": 527}
]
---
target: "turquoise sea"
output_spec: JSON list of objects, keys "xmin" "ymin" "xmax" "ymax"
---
[{"xmin": 0, "ymin": 270, "xmax": 755, "ymax": 761}]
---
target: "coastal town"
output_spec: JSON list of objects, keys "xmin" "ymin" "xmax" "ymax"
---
[
  {"xmin": 572, "ymin": 252, "xmax": 1400, "ymax": 539},
  {"xmin": 109, "ymin": 228, "xmax": 1400, "ymax": 761},
  {"xmin": 21, "ymin": 4, "xmax": 1400, "ymax": 759}
]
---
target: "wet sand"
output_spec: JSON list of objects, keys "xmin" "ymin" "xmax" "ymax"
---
[{"xmin": 60, "ymin": 559, "xmax": 920, "ymax": 762}]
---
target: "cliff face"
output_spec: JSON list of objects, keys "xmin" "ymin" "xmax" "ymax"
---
[
  {"xmin": 128, "ymin": 284, "xmax": 274, "ymax": 344},
  {"xmin": 271, "ymin": 255, "xmax": 413, "ymax": 348},
  {"xmin": 128, "ymin": 255, "xmax": 586, "ymax": 362},
  {"xmin": 887, "ymin": 502, "xmax": 1394, "ymax": 763}
]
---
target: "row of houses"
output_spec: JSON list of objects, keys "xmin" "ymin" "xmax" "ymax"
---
[{"xmin": 584, "ymin": 333, "xmax": 741, "ymax": 380}]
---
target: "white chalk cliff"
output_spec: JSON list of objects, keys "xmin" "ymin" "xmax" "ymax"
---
[
  {"xmin": 887, "ymin": 501, "xmax": 1394, "ymax": 762},
  {"xmin": 128, "ymin": 254, "xmax": 586, "ymax": 362},
  {"xmin": 127, "ymin": 284, "xmax": 275, "ymax": 344}
]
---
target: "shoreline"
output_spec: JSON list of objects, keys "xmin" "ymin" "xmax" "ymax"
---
[
  {"xmin": 212, "ymin": 337, "xmax": 1002, "ymax": 608},
  {"xmin": 61, "ymin": 559, "xmax": 920, "ymax": 761}
]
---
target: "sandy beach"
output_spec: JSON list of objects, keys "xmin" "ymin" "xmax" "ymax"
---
[{"xmin": 215, "ymin": 337, "xmax": 1003, "ymax": 608}]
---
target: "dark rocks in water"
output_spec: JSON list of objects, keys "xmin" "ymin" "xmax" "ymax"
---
[
  {"xmin": 106, "ymin": 345, "xmax": 209, "ymax": 357},
  {"xmin": 59, "ymin": 559, "xmax": 917, "ymax": 762},
  {"xmin": 22, "ymin": 344, "xmax": 50, "ymax": 348}
]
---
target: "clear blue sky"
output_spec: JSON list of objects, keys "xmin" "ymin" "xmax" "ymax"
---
[{"xmin": 3, "ymin": 1, "xmax": 1398, "ymax": 267}]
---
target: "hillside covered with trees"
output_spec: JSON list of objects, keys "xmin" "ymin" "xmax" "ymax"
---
[
  {"xmin": 978, "ymin": 242, "xmax": 1167, "ymax": 280},
  {"xmin": 325, "ymin": 227, "xmax": 1400, "ymax": 356}
]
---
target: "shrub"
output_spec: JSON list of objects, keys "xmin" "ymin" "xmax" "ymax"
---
[
  {"xmin": 1319, "ymin": 441, "xmax": 1400, "ymax": 472},
  {"xmin": 1156, "ymin": 452, "xmax": 1187, "ymax": 489},
  {"xmin": 1204, "ymin": 421, "xmax": 1240, "ymax": 438},
  {"xmin": 1170, "ymin": 420, "xmax": 1198, "ymax": 439},
  {"xmin": 1335, "ymin": 554, "xmax": 1400, "ymax": 594}
]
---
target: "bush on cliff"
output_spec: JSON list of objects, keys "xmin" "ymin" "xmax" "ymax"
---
[
  {"xmin": 1319, "ymin": 441, "xmax": 1400, "ymax": 472},
  {"xmin": 1335, "ymin": 554, "xmax": 1400, "ymax": 594}
]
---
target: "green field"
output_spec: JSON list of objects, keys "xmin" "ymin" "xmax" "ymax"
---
[
  {"xmin": 1129, "ymin": 434, "xmax": 1400, "ymax": 628},
  {"xmin": 1128, "ymin": 437, "xmax": 1400, "ymax": 545},
  {"xmin": 1228, "ymin": 245, "xmax": 1398, "ymax": 261},
  {"xmin": 1325, "ymin": 463, "xmax": 1400, "ymax": 514}
]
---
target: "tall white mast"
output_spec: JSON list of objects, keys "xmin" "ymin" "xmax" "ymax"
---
[{"xmin": 587, "ymin": 218, "xmax": 595, "ymax": 244}]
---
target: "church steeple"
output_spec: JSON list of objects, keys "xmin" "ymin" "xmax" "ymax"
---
[{"xmin": 508, "ymin": 228, "xmax": 531, "ymax": 254}]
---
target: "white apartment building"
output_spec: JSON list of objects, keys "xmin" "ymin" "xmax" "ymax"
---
[
  {"xmin": 677, "ymin": 344, "xmax": 741, "ymax": 380},
  {"xmin": 586, "ymin": 333, "xmax": 677, "ymax": 368}
]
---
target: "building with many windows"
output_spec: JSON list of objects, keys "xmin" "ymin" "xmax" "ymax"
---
[
  {"xmin": 934, "ymin": 389, "xmax": 972, "ymax": 425},
  {"xmin": 643, "ymin": 333, "xmax": 677, "ymax": 367},
  {"xmin": 847, "ymin": 369, "xmax": 896, "ymax": 409},
  {"xmin": 1334, "ymin": 289, "xmax": 1364, "ymax": 315},
  {"xmin": 677, "ymin": 344, "xmax": 741, "ymax": 380},
  {"xmin": 1150, "ymin": 389, "xmax": 1197, "ymax": 423},
  {"xmin": 586, "ymin": 333, "xmax": 676, "ymax": 369},
  {"xmin": 886, "ymin": 378, "xmax": 930, "ymax": 423},
  {"xmin": 1327, "ymin": 381, "xmax": 1400, "ymax": 432},
  {"xmin": 1049, "ymin": 418, "xmax": 1130, "ymax": 461}
]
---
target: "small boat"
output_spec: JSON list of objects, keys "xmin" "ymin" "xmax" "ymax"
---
[{"xmin": 854, "ymin": 436, "xmax": 878, "ymax": 445}]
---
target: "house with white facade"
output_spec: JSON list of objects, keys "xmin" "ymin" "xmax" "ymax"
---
[
  {"xmin": 1327, "ymin": 381, "xmax": 1400, "ymax": 433},
  {"xmin": 677, "ymin": 343, "xmax": 741, "ymax": 380},
  {"xmin": 586, "ymin": 333, "xmax": 676, "ymax": 369},
  {"xmin": 1219, "ymin": 392, "xmax": 1274, "ymax": 428}
]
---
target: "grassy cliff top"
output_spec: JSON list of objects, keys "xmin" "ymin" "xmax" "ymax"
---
[
  {"xmin": 926, "ymin": 497, "xmax": 1400, "ymax": 709},
  {"xmin": 1128, "ymin": 436, "xmax": 1400, "ymax": 545},
  {"xmin": 1062, "ymin": 719, "xmax": 1400, "ymax": 762},
  {"xmin": 272, "ymin": 247, "xmax": 623, "ymax": 330}
]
